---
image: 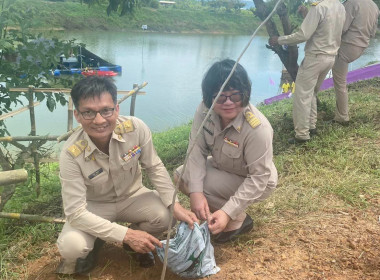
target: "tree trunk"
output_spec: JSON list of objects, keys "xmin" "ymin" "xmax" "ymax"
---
[{"xmin": 253, "ymin": 0, "xmax": 299, "ymax": 81}]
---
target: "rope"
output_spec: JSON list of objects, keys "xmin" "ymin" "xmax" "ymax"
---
[{"xmin": 160, "ymin": 1, "xmax": 284, "ymax": 279}]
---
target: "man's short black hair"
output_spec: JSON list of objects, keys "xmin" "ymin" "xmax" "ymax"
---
[
  {"xmin": 71, "ymin": 76, "xmax": 117, "ymax": 109},
  {"xmin": 201, "ymin": 59, "xmax": 251, "ymax": 108}
]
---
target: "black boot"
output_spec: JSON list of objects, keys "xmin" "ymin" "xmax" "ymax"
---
[
  {"xmin": 75, "ymin": 238, "xmax": 105, "ymax": 274},
  {"xmin": 123, "ymin": 243, "xmax": 155, "ymax": 268},
  {"xmin": 56, "ymin": 238, "xmax": 105, "ymax": 275}
]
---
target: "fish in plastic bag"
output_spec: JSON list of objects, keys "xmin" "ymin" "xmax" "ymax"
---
[{"xmin": 156, "ymin": 221, "xmax": 220, "ymax": 278}]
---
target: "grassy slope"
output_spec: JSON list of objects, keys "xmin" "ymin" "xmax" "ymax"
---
[
  {"xmin": 0, "ymin": 78, "xmax": 379, "ymax": 278},
  {"xmin": 9, "ymin": 0, "xmax": 261, "ymax": 34}
]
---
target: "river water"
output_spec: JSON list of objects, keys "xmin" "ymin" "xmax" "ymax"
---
[{"xmin": 4, "ymin": 31, "xmax": 380, "ymax": 137}]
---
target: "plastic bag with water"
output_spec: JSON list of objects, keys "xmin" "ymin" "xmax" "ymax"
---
[{"xmin": 156, "ymin": 222, "xmax": 220, "ymax": 278}]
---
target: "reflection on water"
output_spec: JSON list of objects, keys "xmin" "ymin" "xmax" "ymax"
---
[{"xmin": 5, "ymin": 32, "xmax": 380, "ymax": 137}]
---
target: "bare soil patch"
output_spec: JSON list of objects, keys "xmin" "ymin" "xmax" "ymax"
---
[{"xmin": 22, "ymin": 206, "xmax": 380, "ymax": 280}]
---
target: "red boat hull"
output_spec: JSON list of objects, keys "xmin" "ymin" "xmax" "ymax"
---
[{"xmin": 82, "ymin": 70, "xmax": 118, "ymax": 77}]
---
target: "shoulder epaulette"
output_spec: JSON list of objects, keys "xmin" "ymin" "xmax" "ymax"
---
[
  {"xmin": 311, "ymin": 1, "xmax": 322, "ymax": 6},
  {"xmin": 67, "ymin": 140, "xmax": 88, "ymax": 158},
  {"xmin": 114, "ymin": 119, "xmax": 134, "ymax": 135},
  {"xmin": 245, "ymin": 111, "xmax": 261, "ymax": 128}
]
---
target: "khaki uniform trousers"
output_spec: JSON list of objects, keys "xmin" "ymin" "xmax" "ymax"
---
[
  {"xmin": 332, "ymin": 43, "xmax": 366, "ymax": 122},
  {"xmin": 176, "ymin": 157, "xmax": 274, "ymax": 219},
  {"xmin": 57, "ymin": 187, "xmax": 172, "ymax": 263},
  {"xmin": 293, "ymin": 54, "xmax": 335, "ymax": 140}
]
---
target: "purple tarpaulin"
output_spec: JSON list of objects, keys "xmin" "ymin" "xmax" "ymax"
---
[
  {"xmin": 264, "ymin": 93, "xmax": 291, "ymax": 105},
  {"xmin": 264, "ymin": 63, "xmax": 380, "ymax": 105}
]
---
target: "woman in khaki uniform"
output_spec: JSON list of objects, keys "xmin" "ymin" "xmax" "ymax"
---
[{"xmin": 175, "ymin": 59, "xmax": 277, "ymax": 243}]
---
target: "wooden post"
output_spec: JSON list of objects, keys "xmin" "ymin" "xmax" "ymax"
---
[
  {"xmin": 130, "ymin": 83, "xmax": 138, "ymax": 116},
  {"xmin": 68, "ymin": 96, "xmax": 73, "ymax": 131},
  {"xmin": 27, "ymin": 86, "xmax": 40, "ymax": 197},
  {"xmin": 0, "ymin": 169, "xmax": 28, "ymax": 186},
  {"xmin": 0, "ymin": 212, "xmax": 66, "ymax": 224}
]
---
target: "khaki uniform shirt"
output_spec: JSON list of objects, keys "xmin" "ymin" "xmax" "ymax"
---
[
  {"xmin": 186, "ymin": 103, "xmax": 278, "ymax": 219},
  {"xmin": 341, "ymin": 0, "xmax": 380, "ymax": 48},
  {"xmin": 59, "ymin": 116, "xmax": 176, "ymax": 243},
  {"xmin": 278, "ymin": 0, "xmax": 346, "ymax": 56}
]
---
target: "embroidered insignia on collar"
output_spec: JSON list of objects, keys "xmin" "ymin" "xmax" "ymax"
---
[
  {"xmin": 121, "ymin": 145, "xmax": 141, "ymax": 162},
  {"xmin": 88, "ymin": 168, "xmax": 103, "ymax": 179},
  {"xmin": 67, "ymin": 140, "xmax": 88, "ymax": 158},
  {"xmin": 224, "ymin": 137, "xmax": 239, "ymax": 148},
  {"xmin": 311, "ymin": 1, "xmax": 322, "ymax": 6},
  {"xmin": 203, "ymin": 126, "xmax": 213, "ymax": 136},
  {"xmin": 114, "ymin": 119, "xmax": 134, "ymax": 135},
  {"xmin": 245, "ymin": 112, "xmax": 261, "ymax": 128}
]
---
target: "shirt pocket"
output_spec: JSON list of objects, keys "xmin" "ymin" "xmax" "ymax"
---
[
  {"xmin": 121, "ymin": 156, "xmax": 139, "ymax": 186},
  {"xmin": 84, "ymin": 167, "xmax": 109, "ymax": 195},
  {"xmin": 221, "ymin": 143, "xmax": 243, "ymax": 171}
]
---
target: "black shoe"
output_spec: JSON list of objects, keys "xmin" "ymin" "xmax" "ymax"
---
[
  {"xmin": 136, "ymin": 252, "xmax": 155, "ymax": 268},
  {"xmin": 213, "ymin": 214, "xmax": 253, "ymax": 244},
  {"xmin": 309, "ymin": 128, "xmax": 318, "ymax": 137},
  {"xmin": 328, "ymin": 119, "xmax": 350, "ymax": 126},
  {"xmin": 288, "ymin": 137, "xmax": 309, "ymax": 144},
  {"xmin": 123, "ymin": 244, "xmax": 155, "ymax": 268}
]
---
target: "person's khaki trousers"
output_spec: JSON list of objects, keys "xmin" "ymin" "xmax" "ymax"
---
[
  {"xmin": 332, "ymin": 43, "xmax": 366, "ymax": 122},
  {"xmin": 57, "ymin": 187, "xmax": 172, "ymax": 263},
  {"xmin": 293, "ymin": 54, "xmax": 335, "ymax": 140}
]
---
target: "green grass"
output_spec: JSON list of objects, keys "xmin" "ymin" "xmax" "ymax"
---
[
  {"xmin": 7, "ymin": 0, "xmax": 263, "ymax": 34},
  {"xmin": 0, "ymin": 78, "xmax": 379, "ymax": 278}
]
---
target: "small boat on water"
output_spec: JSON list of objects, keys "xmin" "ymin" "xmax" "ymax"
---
[
  {"xmin": 81, "ymin": 70, "xmax": 118, "ymax": 77},
  {"xmin": 53, "ymin": 46, "xmax": 122, "ymax": 76}
]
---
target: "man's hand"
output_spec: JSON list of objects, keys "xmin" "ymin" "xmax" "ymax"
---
[
  {"xmin": 123, "ymin": 229, "xmax": 162, "ymax": 254},
  {"xmin": 173, "ymin": 202, "xmax": 199, "ymax": 229},
  {"xmin": 189, "ymin": 192, "xmax": 211, "ymax": 221},
  {"xmin": 268, "ymin": 36, "xmax": 279, "ymax": 46},
  {"xmin": 208, "ymin": 210, "xmax": 231, "ymax": 235}
]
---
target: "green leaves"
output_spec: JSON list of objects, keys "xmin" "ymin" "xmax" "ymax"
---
[
  {"xmin": 0, "ymin": 2, "xmax": 79, "ymax": 134},
  {"xmin": 46, "ymin": 95, "xmax": 56, "ymax": 112}
]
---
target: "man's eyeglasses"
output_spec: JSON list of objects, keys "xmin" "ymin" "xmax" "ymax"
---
[
  {"xmin": 78, "ymin": 108, "xmax": 115, "ymax": 120},
  {"xmin": 213, "ymin": 93, "xmax": 243, "ymax": 104}
]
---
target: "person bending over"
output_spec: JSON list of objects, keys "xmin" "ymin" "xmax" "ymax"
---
[
  {"xmin": 57, "ymin": 76, "xmax": 197, "ymax": 275},
  {"xmin": 175, "ymin": 59, "xmax": 277, "ymax": 243}
]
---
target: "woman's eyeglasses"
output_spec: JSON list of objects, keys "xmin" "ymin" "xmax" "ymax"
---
[{"xmin": 213, "ymin": 93, "xmax": 243, "ymax": 104}]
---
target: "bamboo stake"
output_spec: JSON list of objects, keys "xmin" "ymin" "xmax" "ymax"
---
[
  {"xmin": 57, "ymin": 82, "xmax": 148, "ymax": 142},
  {"xmin": 9, "ymin": 88, "xmax": 71, "ymax": 93},
  {"xmin": 117, "ymin": 82, "xmax": 148, "ymax": 104},
  {"xmin": 130, "ymin": 83, "xmax": 138, "ymax": 116},
  {"xmin": 68, "ymin": 96, "xmax": 73, "ymax": 131},
  {"xmin": 27, "ymin": 86, "xmax": 41, "ymax": 197},
  {"xmin": 0, "ymin": 169, "xmax": 28, "ymax": 186},
  {"xmin": 0, "ymin": 212, "xmax": 66, "ymax": 224},
  {"xmin": 0, "ymin": 102, "xmax": 40, "ymax": 121},
  {"xmin": 8, "ymin": 88, "xmax": 145, "ymax": 95},
  {"xmin": 0, "ymin": 135, "xmax": 60, "ymax": 142}
]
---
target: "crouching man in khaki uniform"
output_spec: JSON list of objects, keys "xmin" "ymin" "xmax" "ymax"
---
[
  {"xmin": 269, "ymin": 0, "xmax": 346, "ymax": 143},
  {"xmin": 56, "ymin": 76, "xmax": 197, "ymax": 275},
  {"xmin": 332, "ymin": 0, "xmax": 379, "ymax": 124},
  {"xmin": 175, "ymin": 59, "xmax": 278, "ymax": 243}
]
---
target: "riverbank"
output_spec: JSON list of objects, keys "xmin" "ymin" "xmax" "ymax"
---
[
  {"xmin": 0, "ymin": 78, "xmax": 379, "ymax": 279},
  {"xmin": 9, "ymin": 0, "xmax": 263, "ymax": 34}
]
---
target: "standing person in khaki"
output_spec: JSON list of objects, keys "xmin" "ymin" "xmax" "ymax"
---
[
  {"xmin": 174, "ymin": 59, "xmax": 278, "ymax": 243},
  {"xmin": 269, "ymin": 0, "xmax": 346, "ymax": 143},
  {"xmin": 332, "ymin": 0, "xmax": 379, "ymax": 125},
  {"xmin": 56, "ymin": 76, "xmax": 197, "ymax": 275}
]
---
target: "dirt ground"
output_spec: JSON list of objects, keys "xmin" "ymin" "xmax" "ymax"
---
[{"xmin": 21, "ymin": 205, "xmax": 380, "ymax": 280}]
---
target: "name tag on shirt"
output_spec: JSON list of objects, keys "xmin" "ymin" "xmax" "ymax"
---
[{"xmin": 88, "ymin": 168, "xmax": 103, "ymax": 179}]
